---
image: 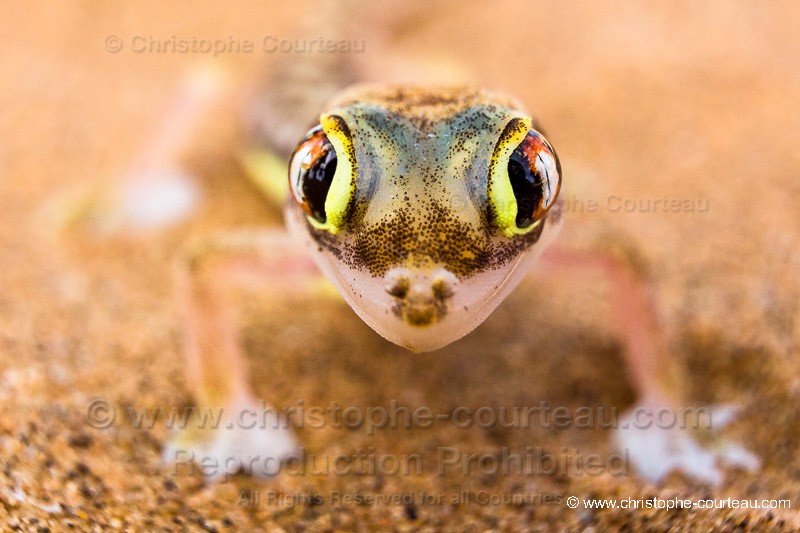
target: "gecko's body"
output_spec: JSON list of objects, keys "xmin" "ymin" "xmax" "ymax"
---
[{"xmin": 158, "ymin": 83, "xmax": 757, "ymax": 485}]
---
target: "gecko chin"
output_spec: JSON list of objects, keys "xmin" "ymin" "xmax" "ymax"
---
[
  {"xmin": 299, "ymin": 256, "xmax": 545, "ymax": 353},
  {"xmin": 285, "ymin": 199, "xmax": 564, "ymax": 352},
  {"xmin": 345, "ymin": 263, "xmax": 530, "ymax": 352}
]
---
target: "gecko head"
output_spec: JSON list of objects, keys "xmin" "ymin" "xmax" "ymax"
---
[{"xmin": 285, "ymin": 85, "xmax": 563, "ymax": 352}]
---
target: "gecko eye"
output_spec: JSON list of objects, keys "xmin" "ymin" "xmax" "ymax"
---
[
  {"xmin": 488, "ymin": 118, "xmax": 561, "ymax": 237},
  {"xmin": 507, "ymin": 130, "xmax": 561, "ymax": 229},
  {"xmin": 289, "ymin": 125, "xmax": 338, "ymax": 224},
  {"xmin": 288, "ymin": 116, "xmax": 356, "ymax": 234}
]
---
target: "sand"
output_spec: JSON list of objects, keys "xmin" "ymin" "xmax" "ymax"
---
[{"xmin": 1, "ymin": 1, "xmax": 799, "ymax": 530}]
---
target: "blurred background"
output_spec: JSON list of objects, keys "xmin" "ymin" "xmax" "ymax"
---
[{"xmin": 1, "ymin": 1, "xmax": 799, "ymax": 529}]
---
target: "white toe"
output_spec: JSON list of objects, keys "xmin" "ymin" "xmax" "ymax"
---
[
  {"xmin": 614, "ymin": 402, "xmax": 758, "ymax": 486},
  {"xmin": 162, "ymin": 398, "xmax": 298, "ymax": 482}
]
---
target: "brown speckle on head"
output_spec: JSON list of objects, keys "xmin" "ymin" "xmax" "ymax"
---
[
  {"xmin": 302, "ymin": 84, "xmax": 551, "ymax": 280},
  {"xmin": 326, "ymin": 85, "xmax": 526, "ymax": 133},
  {"xmin": 308, "ymin": 200, "xmax": 547, "ymax": 279}
]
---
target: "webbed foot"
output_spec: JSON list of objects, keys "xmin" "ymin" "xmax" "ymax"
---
[
  {"xmin": 613, "ymin": 398, "xmax": 759, "ymax": 485},
  {"xmin": 161, "ymin": 396, "xmax": 297, "ymax": 482}
]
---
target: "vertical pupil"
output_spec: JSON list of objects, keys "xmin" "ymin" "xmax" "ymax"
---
[
  {"xmin": 508, "ymin": 147, "xmax": 543, "ymax": 228},
  {"xmin": 303, "ymin": 142, "xmax": 337, "ymax": 223}
]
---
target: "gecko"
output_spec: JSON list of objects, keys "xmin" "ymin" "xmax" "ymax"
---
[{"xmin": 148, "ymin": 82, "xmax": 759, "ymax": 485}]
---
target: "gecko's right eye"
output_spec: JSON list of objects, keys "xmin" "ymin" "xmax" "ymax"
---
[
  {"xmin": 289, "ymin": 125, "xmax": 338, "ymax": 224},
  {"xmin": 289, "ymin": 115, "xmax": 356, "ymax": 234}
]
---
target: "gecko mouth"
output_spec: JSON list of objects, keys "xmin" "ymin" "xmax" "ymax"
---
[{"xmin": 391, "ymin": 298, "xmax": 449, "ymax": 327}]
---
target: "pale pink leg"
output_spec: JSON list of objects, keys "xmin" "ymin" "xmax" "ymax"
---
[
  {"xmin": 539, "ymin": 244, "xmax": 759, "ymax": 485},
  {"xmin": 540, "ymin": 246, "xmax": 672, "ymax": 399},
  {"xmin": 163, "ymin": 229, "xmax": 322, "ymax": 482},
  {"xmin": 111, "ymin": 69, "xmax": 225, "ymax": 231},
  {"xmin": 50, "ymin": 67, "xmax": 230, "ymax": 236}
]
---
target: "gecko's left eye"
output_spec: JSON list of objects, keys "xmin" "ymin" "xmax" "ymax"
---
[
  {"xmin": 289, "ymin": 125, "xmax": 337, "ymax": 224},
  {"xmin": 488, "ymin": 118, "xmax": 561, "ymax": 237},
  {"xmin": 507, "ymin": 130, "xmax": 561, "ymax": 229}
]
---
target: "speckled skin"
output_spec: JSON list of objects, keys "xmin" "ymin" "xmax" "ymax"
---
[{"xmin": 286, "ymin": 85, "xmax": 563, "ymax": 351}]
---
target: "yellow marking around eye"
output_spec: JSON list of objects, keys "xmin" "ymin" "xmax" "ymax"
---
[
  {"xmin": 316, "ymin": 114, "xmax": 357, "ymax": 234},
  {"xmin": 488, "ymin": 115, "xmax": 535, "ymax": 238}
]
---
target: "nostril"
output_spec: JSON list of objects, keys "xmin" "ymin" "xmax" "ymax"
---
[
  {"xmin": 386, "ymin": 277, "xmax": 410, "ymax": 299},
  {"xmin": 385, "ymin": 268, "xmax": 457, "ymax": 301},
  {"xmin": 431, "ymin": 269, "xmax": 457, "ymax": 300},
  {"xmin": 431, "ymin": 278, "xmax": 454, "ymax": 300}
]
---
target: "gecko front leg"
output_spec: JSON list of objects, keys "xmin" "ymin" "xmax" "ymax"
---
[
  {"xmin": 162, "ymin": 229, "xmax": 325, "ymax": 481},
  {"xmin": 540, "ymin": 240, "xmax": 759, "ymax": 486}
]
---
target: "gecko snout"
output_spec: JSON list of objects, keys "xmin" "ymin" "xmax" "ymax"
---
[{"xmin": 384, "ymin": 268, "xmax": 458, "ymax": 327}]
